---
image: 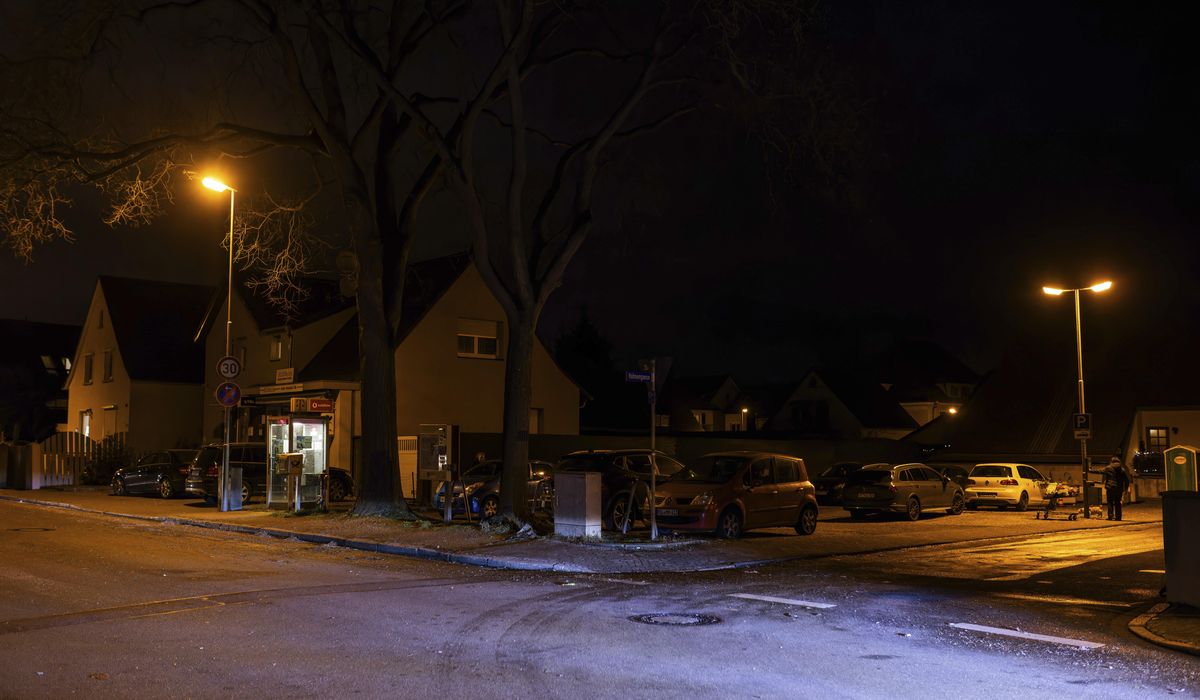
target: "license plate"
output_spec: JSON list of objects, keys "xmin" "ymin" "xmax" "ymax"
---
[
  {"xmin": 858, "ymin": 491, "xmax": 875, "ymax": 498},
  {"xmin": 658, "ymin": 508, "xmax": 678, "ymax": 516}
]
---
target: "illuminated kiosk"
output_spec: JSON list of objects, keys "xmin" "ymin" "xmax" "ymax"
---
[{"xmin": 267, "ymin": 414, "xmax": 329, "ymax": 510}]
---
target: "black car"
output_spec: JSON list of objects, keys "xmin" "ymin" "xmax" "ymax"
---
[
  {"xmin": 811, "ymin": 462, "xmax": 863, "ymax": 505},
  {"xmin": 552, "ymin": 449, "xmax": 686, "ymax": 530},
  {"xmin": 111, "ymin": 449, "xmax": 198, "ymax": 498},
  {"xmin": 934, "ymin": 464, "xmax": 971, "ymax": 491},
  {"xmin": 434, "ymin": 459, "xmax": 554, "ymax": 518},
  {"xmin": 185, "ymin": 443, "xmax": 354, "ymax": 504}
]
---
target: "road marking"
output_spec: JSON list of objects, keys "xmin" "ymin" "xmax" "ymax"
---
[
  {"xmin": 602, "ymin": 578, "xmax": 649, "ymax": 586},
  {"xmin": 950, "ymin": 622, "xmax": 1104, "ymax": 649},
  {"xmin": 1139, "ymin": 569, "xmax": 1165, "ymax": 574},
  {"xmin": 992, "ymin": 593, "xmax": 1133, "ymax": 609},
  {"xmin": 728, "ymin": 593, "xmax": 836, "ymax": 609}
]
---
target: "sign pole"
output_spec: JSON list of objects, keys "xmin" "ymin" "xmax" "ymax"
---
[{"xmin": 649, "ymin": 359, "xmax": 658, "ymax": 541}]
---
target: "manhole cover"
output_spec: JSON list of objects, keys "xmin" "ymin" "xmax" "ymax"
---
[
  {"xmin": 7, "ymin": 527, "xmax": 54, "ymax": 532},
  {"xmin": 629, "ymin": 613, "xmax": 721, "ymax": 626}
]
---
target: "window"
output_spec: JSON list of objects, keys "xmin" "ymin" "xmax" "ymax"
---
[
  {"xmin": 270, "ymin": 337, "xmax": 283, "ymax": 362},
  {"xmin": 457, "ymin": 319, "xmax": 500, "ymax": 359},
  {"xmin": 80, "ymin": 410, "xmax": 91, "ymax": 437},
  {"xmin": 103, "ymin": 349, "xmax": 113, "ymax": 382},
  {"xmin": 1147, "ymin": 426, "xmax": 1169, "ymax": 453},
  {"xmin": 41, "ymin": 355, "xmax": 58, "ymax": 375},
  {"xmin": 773, "ymin": 458, "xmax": 799, "ymax": 484},
  {"xmin": 82, "ymin": 353, "xmax": 94, "ymax": 385},
  {"xmin": 746, "ymin": 459, "xmax": 773, "ymax": 487},
  {"xmin": 1017, "ymin": 465, "xmax": 1044, "ymax": 481},
  {"xmin": 691, "ymin": 410, "xmax": 713, "ymax": 431}
]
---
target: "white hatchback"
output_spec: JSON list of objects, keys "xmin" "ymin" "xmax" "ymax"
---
[{"xmin": 965, "ymin": 463, "xmax": 1053, "ymax": 511}]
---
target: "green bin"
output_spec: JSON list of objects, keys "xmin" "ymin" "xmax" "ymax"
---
[{"xmin": 1164, "ymin": 445, "xmax": 1199, "ymax": 492}]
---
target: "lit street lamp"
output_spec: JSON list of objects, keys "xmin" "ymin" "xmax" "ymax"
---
[
  {"xmin": 202, "ymin": 176, "xmax": 237, "ymax": 513},
  {"xmin": 1042, "ymin": 280, "xmax": 1112, "ymax": 518}
]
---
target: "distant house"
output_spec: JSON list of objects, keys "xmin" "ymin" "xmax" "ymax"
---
[
  {"xmin": 0, "ymin": 319, "xmax": 79, "ymax": 442},
  {"xmin": 875, "ymin": 341, "xmax": 980, "ymax": 426},
  {"xmin": 756, "ymin": 368, "xmax": 918, "ymax": 440},
  {"xmin": 66, "ymin": 276, "xmax": 214, "ymax": 454},
  {"xmin": 658, "ymin": 374, "xmax": 745, "ymax": 432}
]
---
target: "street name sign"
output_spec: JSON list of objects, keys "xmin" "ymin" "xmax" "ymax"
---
[
  {"xmin": 625, "ymin": 370, "xmax": 652, "ymax": 383},
  {"xmin": 216, "ymin": 355, "xmax": 242, "ymax": 379}
]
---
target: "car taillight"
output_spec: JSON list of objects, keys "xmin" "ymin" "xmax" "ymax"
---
[
  {"xmin": 179, "ymin": 466, "xmax": 189, "ymax": 475},
  {"xmin": 967, "ymin": 478, "xmax": 976, "ymax": 486},
  {"xmin": 999, "ymin": 479, "xmax": 1018, "ymax": 486},
  {"xmin": 206, "ymin": 465, "xmax": 219, "ymax": 477}
]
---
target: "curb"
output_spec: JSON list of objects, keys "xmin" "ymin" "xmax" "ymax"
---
[{"xmin": 1128, "ymin": 603, "xmax": 1200, "ymax": 657}]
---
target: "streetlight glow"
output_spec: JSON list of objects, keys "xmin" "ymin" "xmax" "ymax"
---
[
  {"xmin": 1089, "ymin": 280, "xmax": 1113, "ymax": 292},
  {"xmin": 201, "ymin": 176, "xmax": 233, "ymax": 193},
  {"xmin": 1042, "ymin": 286, "xmax": 1065, "ymax": 296}
]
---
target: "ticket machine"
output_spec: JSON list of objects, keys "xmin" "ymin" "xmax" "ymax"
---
[{"xmin": 267, "ymin": 414, "xmax": 329, "ymax": 510}]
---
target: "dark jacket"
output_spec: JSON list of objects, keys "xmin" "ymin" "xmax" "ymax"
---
[{"xmin": 1103, "ymin": 463, "xmax": 1130, "ymax": 491}]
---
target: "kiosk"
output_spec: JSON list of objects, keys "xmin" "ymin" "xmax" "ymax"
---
[{"xmin": 267, "ymin": 414, "xmax": 330, "ymax": 510}]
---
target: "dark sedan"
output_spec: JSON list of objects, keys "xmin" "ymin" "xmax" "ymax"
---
[
  {"xmin": 111, "ymin": 449, "xmax": 198, "ymax": 498},
  {"xmin": 842, "ymin": 462, "xmax": 965, "ymax": 521},
  {"xmin": 812, "ymin": 462, "xmax": 863, "ymax": 505},
  {"xmin": 552, "ymin": 449, "xmax": 686, "ymax": 530}
]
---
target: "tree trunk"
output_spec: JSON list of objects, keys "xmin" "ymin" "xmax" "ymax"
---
[
  {"xmin": 498, "ymin": 307, "xmax": 535, "ymax": 521},
  {"xmin": 351, "ymin": 220, "xmax": 412, "ymax": 518}
]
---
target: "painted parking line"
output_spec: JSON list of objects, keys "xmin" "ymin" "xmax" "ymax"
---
[
  {"xmin": 1139, "ymin": 569, "xmax": 1166, "ymax": 574},
  {"xmin": 949, "ymin": 622, "xmax": 1104, "ymax": 649},
  {"xmin": 602, "ymin": 578, "xmax": 650, "ymax": 586},
  {"xmin": 728, "ymin": 593, "xmax": 836, "ymax": 609},
  {"xmin": 993, "ymin": 592, "xmax": 1134, "ymax": 609}
]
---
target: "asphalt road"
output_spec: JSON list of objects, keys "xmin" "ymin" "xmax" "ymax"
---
[{"xmin": 0, "ymin": 500, "xmax": 1196, "ymax": 699}]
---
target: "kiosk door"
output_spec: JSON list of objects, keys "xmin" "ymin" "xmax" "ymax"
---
[{"xmin": 267, "ymin": 416, "xmax": 329, "ymax": 509}]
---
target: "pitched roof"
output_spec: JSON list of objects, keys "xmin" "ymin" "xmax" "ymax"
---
[
  {"xmin": 238, "ymin": 276, "xmax": 354, "ymax": 331},
  {"xmin": 661, "ymin": 374, "xmax": 738, "ymax": 410},
  {"xmin": 738, "ymin": 381, "xmax": 801, "ymax": 418},
  {"xmin": 98, "ymin": 276, "xmax": 215, "ymax": 383},
  {"xmin": 299, "ymin": 253, "xmax": 471, "ymax": 382},
  {"xmin": 811, "ymin": 368, "xmax": 919, "ymax": 430}
]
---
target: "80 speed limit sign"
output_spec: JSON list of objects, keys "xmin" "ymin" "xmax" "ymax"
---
[{"xmin": 216, "ymin": 355, "xmax": 242, "ymax": 379}]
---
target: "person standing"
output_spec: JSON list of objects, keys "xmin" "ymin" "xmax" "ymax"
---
[{"xmin": 1103, "ymin": 456, "xmax": 1130, "ymax": 521}]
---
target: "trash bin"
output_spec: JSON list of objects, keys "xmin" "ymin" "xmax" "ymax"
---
[
  {"xmin": 554, "ymin": 471, "xmax": 601, "ymax": 538},
  {"xmin": 1163, "ymin": 491, "xmax": 1200, "ymax": 606},
  {"xmin": 228, "ymin": 466, "xmax": 243, "ymax": 511}
]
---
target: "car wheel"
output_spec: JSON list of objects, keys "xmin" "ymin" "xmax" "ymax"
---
[
  {"xmin": 1015, "ymin": 492, "xmax": 1029, "ymax": 512},
  {"xmin": 949, "ymin": 492, "xmax": 964, "ymax": 515},
  {"xmin": 481, "ymin": 495, "xmax": 500, "ymax": 519},
  {"xmin": 715, "ymin": 508, "xmax": 743, "ymax": 539},
  {"xmin": 328, "ymin": 477, "xmax": 347, "ymax": 503},
  {"xmin": 794, "ymin": 505, "xmax": 818, "ymax": 536},
  {"xmin": 849, "ymin": 509, "xmax": 868, "ymax": 519},
  {"xmin": 607, "ymin": 495, "xmax": 632, "ymax": 531},
  {"xmin": 111, "ymin": 477, "xmax": 126, "ymax": 496},
  {"xmin": 241, "ymin": 482, "xmax": 252, "ymax": 505},
  {"xmin": 905, "ymin": 496, "xmax": 922, "ymax": 521},
  {"xmin": 158, "ymin": 478, "xmax": 174, "ymax": 499}
]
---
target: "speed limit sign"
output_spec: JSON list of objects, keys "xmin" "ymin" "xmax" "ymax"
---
[{"xmin": 216, "ymin": 355, "xmax": 242, "ymax": 380}]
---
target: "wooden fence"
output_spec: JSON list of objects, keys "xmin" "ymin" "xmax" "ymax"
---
[{"xmin": 0, "ymin": 431, "xmax": 129, "ymax": 489}]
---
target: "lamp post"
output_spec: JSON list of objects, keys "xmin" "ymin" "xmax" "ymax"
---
[
  {"xmin": 202, "ymin": 176, "xmax": 237, "ymax": 513},
  {"xmin": 1042, "ymin": 280, "xmax": 1112, "ymax": 518}
]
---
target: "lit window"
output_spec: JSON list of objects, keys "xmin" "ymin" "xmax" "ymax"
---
[
  {"xmin": 103, "ymin": 349, "xmax": 113, "ymax": 382},
  {"xmin": 62, "ymin": 357, "xmax": 71, "ymax": 371},
  {"xmin": 41, "ymin": 355, "xmax": 58, "ymax": 375},
  {"xmin": 270, "ymin": 337, "xmax": 283, "ymax": 362},
  {"xmin": 457, "ymin": 319, "xmax": 501, "ymax": 359},
  {"xmin": 1147, "ymin": 426, "xmax": 1169, "ymax": 453},
  {"xmin": 83, "ymin": 354, "xmax": 94, "ymax": 385}
]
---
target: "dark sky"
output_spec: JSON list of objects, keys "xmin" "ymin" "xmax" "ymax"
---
[{"xmin": 3, "ymin": 1, "xmax": 1196, "ymax": 382}]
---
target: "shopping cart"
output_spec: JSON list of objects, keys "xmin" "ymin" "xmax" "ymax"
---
[{"xmin": 1035, "ymin": 483, "xmax": 1081, "ymax": 520}]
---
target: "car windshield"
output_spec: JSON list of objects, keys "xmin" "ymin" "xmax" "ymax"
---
[
  {"xmin": 847, "ymin": 469, "xmax": 893, "ymax": 484},
  {"xmin": 671, "ymin": 455, "xmax": 746, "ymax": 484},
  {"xmin": 971, "ymin": 465, "xmax": 1012, "ymax": 478},
  {"xmin": 820, "ymin": 464, "xmax": 858, "ymax": 478}
]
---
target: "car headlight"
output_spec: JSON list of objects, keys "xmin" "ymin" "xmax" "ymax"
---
[{"xmin": 692, "ymin": 492, "xmax": 713, "ymax": 507}]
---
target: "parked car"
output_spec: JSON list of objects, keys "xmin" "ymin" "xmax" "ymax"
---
[
  {"xmin": 654, "ymin": 451, "xmax": 818, "ymax": 538},
  {"xmin": 434, "ymin": 459, "xmax": 554, "ymax": 517},
  {"xmin": 934, "ymin": 464, "xmax": 971, "ymax": 491},
  {"xmin": 812, "ymin": 462, "xmax": 863, "ymax": 505},
  {"xmin": 842, "ymin": 462, "xmax": 965, "ymax": 521},
  {"xmin": 964, "ymin": 463, "xmax": 1052, "ymax": 511},
  {"xmin": 185, "ymin": 442, "xmax": 354, "ymax": 505},
  {"xmin": 111, "ymin": 449, "xmax": 199, "ymax": 498},
  {"xmin": 327, "ymin": 467, "xmax": 354, "ymax": 502},
  {"xmin": 551, "ymin": 449, "xmax": 686, "ymax": 530}
]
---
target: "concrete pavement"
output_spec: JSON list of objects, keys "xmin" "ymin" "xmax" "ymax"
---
[{"xmin": 2, "ymin": 485, "xmax": 1194, "ymax": 657}]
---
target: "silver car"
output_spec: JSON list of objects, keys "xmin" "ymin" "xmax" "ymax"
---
[{"xmin": 842, "ymin": 462, "xmax": 966, "ymax": 521}]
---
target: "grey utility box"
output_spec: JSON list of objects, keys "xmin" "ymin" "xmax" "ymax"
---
[
  {"xmin": 228, "ymin": 466, "xmax": 243, "ymax": 511},
  {"xmin": 1163, "ymin": 491, "xmax": 1200, "ymax": 607},
  {"xmin": 555, "ymin": 471, "xmax": 601, "ymax": 538}
]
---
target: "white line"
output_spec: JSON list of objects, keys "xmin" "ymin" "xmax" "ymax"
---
[
  {"xmin": 950, "ymin": 623, "xmax": 1104, "ymax": 649},
  {"xmin": 1139, "ymin": 569, "xmax": 1166, "ymax": 574},
  {"xmin": 728, "ymin": 593, "xmax": 836, "ymax": 609},
  {"xmin": 602, "ymin": 578, "xmax": 649, "ymax": 586}
]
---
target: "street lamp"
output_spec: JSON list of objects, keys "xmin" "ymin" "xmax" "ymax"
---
[
  {"xmin": 203, "ymin": 176, "xmax": 237, "ymax": 513},
  {"xmin": 1042, "ymin": 280, "xmax": 1113, "ymax": 518}
]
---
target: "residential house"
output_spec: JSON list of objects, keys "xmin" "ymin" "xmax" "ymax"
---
[
  {"xmin": 756, "ymin": 368, "xmax": 918, "ymax": 440},
  {"xmin": 875, "ymin": 341, "xmax": 980, "ymax": 426},
  {"xmin": 658, "ymin": 374, "xmax": 744, "ymax": 432},
  {"xmin": 0, "ymin": 319, "xmax": 79, "ymax": 442},
  {"xmin": 66, "ymin": 276, "xmax": 214, "ymax": 454}
]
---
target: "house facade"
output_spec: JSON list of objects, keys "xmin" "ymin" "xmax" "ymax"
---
[
  {"xmin": 760, "ymin": 369, "xmax": 918, "ymax": 440},
  {"xmin": 66, "ymin": 277, "xmax": 213, "ymax": 455}
]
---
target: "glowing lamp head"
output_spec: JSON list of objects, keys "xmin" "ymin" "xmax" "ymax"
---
[
  {"xmin": 1042, "ymin": 286, "xmax": 1065, "ymax": 296},
  {"xmin": 948, "ymin": 407, "xmax": 958, "ymax": 414},
  {"xmin": 201, "ymin": 177, "xmax": 233, "ymax": 193},
  {"xmin": 1089, "ymin": 280, "xmax": 1113, "ymax": 293}
]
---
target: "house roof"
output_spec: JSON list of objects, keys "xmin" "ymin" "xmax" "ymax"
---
[
  {"xmin": 738, "ymin": 381, "xmax": 802, "ymax": 418},
  {"xmin": 661, "ymin": 374, "xmax": 738, "ymax": 411},
  {"xmin": 809, "ymin": 368, "xmax": 919, "ymax": 430},
  {"xmin": 239, "ymin": 276, "xmax": 354, "ymax": 332},
  {"xmin": 299, "ymin": 253, "xmax": 471, "ymax": 382},
  {"xmin": 873, "ymin": 340, "xmax": 981, "ymax": 386},
  {"xmin": 0, "ymin": 318, "xmax": 80, "ymax": 367},
  {"xmin": 98, "ymin": 276, "xmax": 215, "ymax": 383}
]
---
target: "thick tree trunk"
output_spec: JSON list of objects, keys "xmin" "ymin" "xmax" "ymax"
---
[
  {"xmin": 498, "ymin": 308, "xmax": 536, "ymax": 521},
  {"xmin": 351, "ymin": 221, "xmax": 412, "ymax": 518}
]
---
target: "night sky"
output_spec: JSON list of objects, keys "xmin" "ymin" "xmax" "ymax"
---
[{"xmin": 2, "ymin": 1, "xmax": 1196, "ymax": 382}]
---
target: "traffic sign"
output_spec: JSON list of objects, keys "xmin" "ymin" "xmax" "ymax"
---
[
  {"xmin": 625, "ymin": 370, "xmax": 652, "ymax": 383},
  {"xmin": 1072, "ymin": 412, "xmax": 1092, "ymax": 440},
  {"xmin": 215, "ymin": 381, "xmax": 241, "ymax": 408},
  {"xmin": 216, "ymin": 355, "xmax": 242, "ymax": 379}
]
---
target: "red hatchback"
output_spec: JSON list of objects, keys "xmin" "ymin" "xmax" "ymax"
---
[{"xmin": 654, "ymin": 451, "xmax": 819, "ymax": 538}]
